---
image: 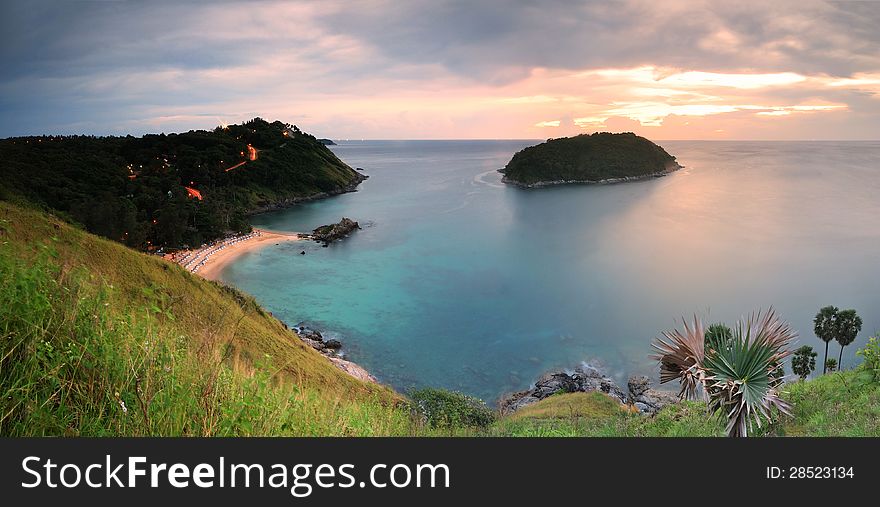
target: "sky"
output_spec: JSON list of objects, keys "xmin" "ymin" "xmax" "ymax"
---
[{"xmin": 2, "ymin": 0, "xmax": 880, "ymax": 139}]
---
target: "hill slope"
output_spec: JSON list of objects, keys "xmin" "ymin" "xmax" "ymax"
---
[
  {"xmin": 500, "ymin": 132, "xmax": 681, "ymax": 187},
  {"xmin": 0, "ymin": 201, "xmax": 408, "ymax": 436}
]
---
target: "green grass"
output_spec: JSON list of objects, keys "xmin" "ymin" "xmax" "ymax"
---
[
  {"xmin": 486, "ymin": 392, "xmax": 724, "ymax": 437},
  {"xmin": 782, "ymin": 371, "xmax": 880, "ymax": 436},
  {"xmin": 0, "ymin": 201, "xmax": 415, "ymax": 436}
]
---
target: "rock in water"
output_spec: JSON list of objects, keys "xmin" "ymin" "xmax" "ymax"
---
[
  {"xmin": 323, "ymin": 339, "xmax": 342, "ymax": 350},
  {"xmin": 310, "ymin": 217, "xmax": 361, "ymax": 245}
]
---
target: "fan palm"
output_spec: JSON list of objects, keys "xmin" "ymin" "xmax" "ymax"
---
[
  {"xmin": 652, "ymin": 308, "xmax": 796, "ymax": 437},
  {"xmin": 651, "ymin": 316, "xmax": 706, "ymax": 400}
]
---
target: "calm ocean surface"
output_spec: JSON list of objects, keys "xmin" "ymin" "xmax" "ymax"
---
[{"xmin": 221, "ymin": 140, "xmax": 880, "ymax": 401}]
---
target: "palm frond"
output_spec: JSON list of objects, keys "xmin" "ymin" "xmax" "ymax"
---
[{"xmin": 650, "ymin": 315, "xmax": 706, "ymax": 400}]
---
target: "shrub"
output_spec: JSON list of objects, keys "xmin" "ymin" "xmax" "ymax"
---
[
  {"xmin": 409, "ymin": 388, "xmax": 496, "ymax": 429},
  {"xmin": 856, "ymin": 336, "xmax": 880, "ymax": 381}
]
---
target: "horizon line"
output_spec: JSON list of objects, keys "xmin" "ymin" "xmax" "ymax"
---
[{"xmin": 4, "ymin": 134, "xmax": 879, "ymax": 143}]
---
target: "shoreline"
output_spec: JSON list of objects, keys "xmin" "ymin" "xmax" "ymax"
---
[
  {"xmin": 246, "ymin": 172, "xmax": 367, "ymax": 215},
  {"xmin": 499, "ymin": 163, "xmax": 683, "ymax": 188},
  {"xmin": 171, "ymin": 229, "xmax": 302, "ymax": 281},
  {"xmin": 173, "ymin": 230, "xmax": 383, "ymax": 385}
]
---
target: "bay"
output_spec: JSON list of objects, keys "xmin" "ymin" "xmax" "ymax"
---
[{"xmin": 220, "ymin": 140, "xmax": 880, "ymax": 401}]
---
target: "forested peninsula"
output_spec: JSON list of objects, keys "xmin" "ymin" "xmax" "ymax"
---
[{"xmin": 0, "ymin": 118, "xmax": 364, "ymax": 250}]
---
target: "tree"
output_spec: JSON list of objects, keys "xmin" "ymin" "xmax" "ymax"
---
[
  {"xmin": 652, "ymin": 308, "xmax": 794, "ymax": 437},
  {"xmin": 814, "ymin": 306, "xmax": 838, "ymax": 374},
  {"xmin": 825, "ymin": 358, "xmax": 838, "ymax": 372},
  {"xmin": 791, "ymin": 345, "xmax": 817, "ymax": 380},
  {"xmin": 835, "ymin": 309, "xmax": 862, "ymax": 370}
]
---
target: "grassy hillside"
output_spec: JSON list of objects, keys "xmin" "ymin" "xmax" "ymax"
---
[
  {"xmin": 1, "ymin": 201, "xmax": 876, "ymax": 437},
  {"xmin": 0, "ymin": 118, "xmax": 363, "ymax": 250},
  {"xmin": 501, "ymin": 132, "xmax": 680, "ymax": 187},
  {"xmin": 0, "ymin": 201, "xmax": 410, "ymax": 436}
]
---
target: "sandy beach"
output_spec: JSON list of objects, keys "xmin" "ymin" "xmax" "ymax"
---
[{"xmin": 177, "ymin": 229, "xmax": 302, "ymax": 281}]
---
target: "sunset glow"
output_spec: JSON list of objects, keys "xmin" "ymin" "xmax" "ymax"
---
[{"xmin": 1, "ymin": 0, "xmax": 879, "ymax": 139}]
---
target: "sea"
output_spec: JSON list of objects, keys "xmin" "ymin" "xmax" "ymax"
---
[{"xmin": 219, "ymin": 140, "xmax": 880, "ymax": 402}]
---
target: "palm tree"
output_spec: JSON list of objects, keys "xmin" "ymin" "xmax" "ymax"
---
[
  {"xmin": 652, "ymin": 308, "xmax": 795, "ymax": 437},
  {"xmin": 814, "ymin": 306, "xmax": 838, "ymax": 374},
  {"xmin": 791, "ymin": 345, "xmax": 817, "ymax": 380},
  {"xmin": 834, "ymin": 309, "xmax": 862, "ymax": 370}
]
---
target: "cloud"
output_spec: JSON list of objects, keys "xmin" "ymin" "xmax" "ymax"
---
[
  {"xmin": 0, "ymin": 0, "xmax": 879, "ymax": 138},
  {"xmin": 318, "ymin": 0, "xmax": 880, "ymax": 79}
]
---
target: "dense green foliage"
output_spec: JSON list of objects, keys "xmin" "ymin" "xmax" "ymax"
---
[
  {"xmin": 856, "ymin": 336, "xmax": 880, "ymax": 381},
  {"xmin": 792, "ymin": 345, "xmax": 818, "ymax": 380},
  {"xmin": 500, "ymin": 132, "xmax": 679, "ymax": 187},
  {"xmin": 704, "ymin": 322, "xmax": 733, "ymax": 352},
  {"xmin": 409, "ymin": 388, "xmax": 496, "ymax": 429},
  {"xmin": 0, "ymin": 118, "xmax": 362, "ymax": 249}
]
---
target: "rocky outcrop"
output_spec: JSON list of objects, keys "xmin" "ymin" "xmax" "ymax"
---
[
  {"xmin": 293, "ymin": 323, "xmax": 343, "ymax": 356},
  {"xmin": 498, "ymin": 363, "xmax": 628, "ymax": 414},
  {"xmin": 291, "ymin": 322, "xmax": 378, "ymax": 384},
  {"xmin": 309, "ymin": 217, "xmax": 361, "ymax": 245},
  {"xmin": 498, "ymin": 363, "xmax": 679, "ymax": 416},
  {"xmin": 626, "ymin": 375, "xmax": 679, "ymax": 415}
]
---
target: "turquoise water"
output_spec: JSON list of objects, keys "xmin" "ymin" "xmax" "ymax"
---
[{"xmin": 221, "ymin": 140, "xmax": 880, "ymax": 401}]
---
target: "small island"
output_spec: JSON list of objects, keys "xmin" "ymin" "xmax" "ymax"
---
[
  {"xmin": 499, "ymin": 132, "xmax": 681, "ymax": 188},
  {"xmin": 317, "ymin": 138, "xmax": 337, "ymax": 145}
]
